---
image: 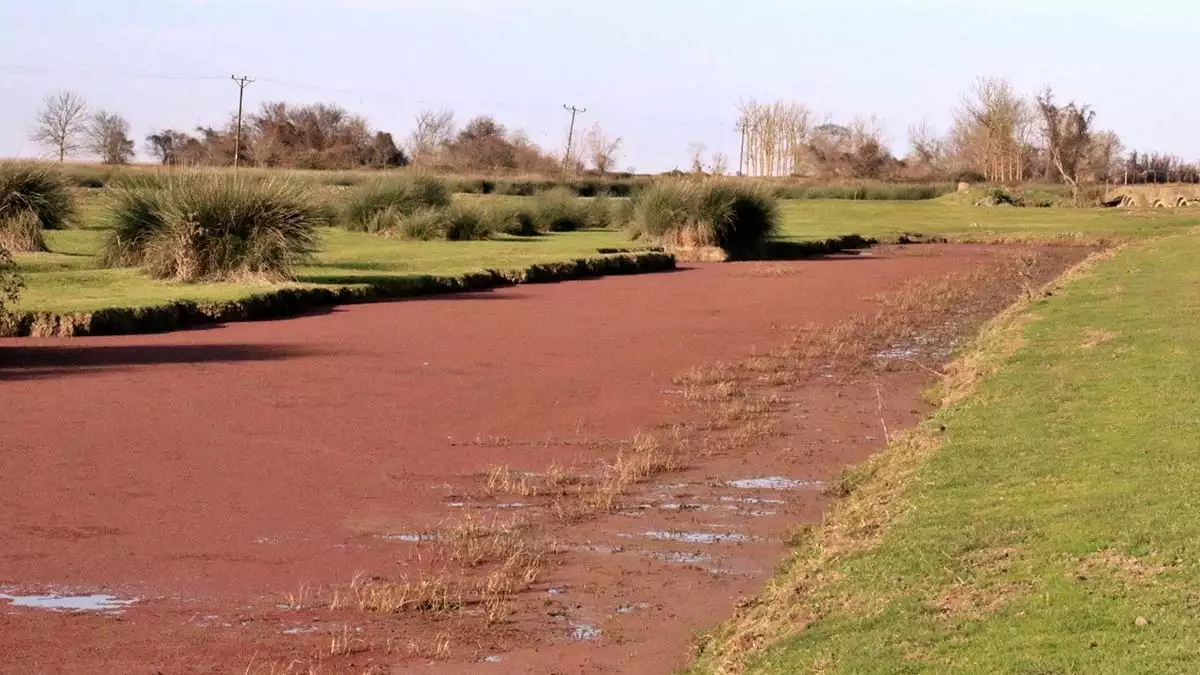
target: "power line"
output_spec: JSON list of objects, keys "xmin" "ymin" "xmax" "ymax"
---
[
  {"xmin": 562, "ymin": 104, "xmax": 586, "ymax": 170},
  {"xmin": 231, "ymin": 75, "xmax": 255, "ymax": 170}
]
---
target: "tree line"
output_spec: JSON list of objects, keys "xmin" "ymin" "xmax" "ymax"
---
[
  {"xmin": 26, "ymin": 80, "xmax": 1193, "ymax": 184},
  {"xmin": 735, "ymin": 76, "xmax": 1190, "ymax": 187},
  {"xmin": 29, "ymin": 91, "xmax": 626, "ymax": 175}
]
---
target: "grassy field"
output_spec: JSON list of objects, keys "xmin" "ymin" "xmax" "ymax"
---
[
  {"xmin": 776, "ymin": 199, "xmax": 1200, "ymax": 242},
  {"xmin": 692, "ymin": 233, "xmax": 1200, "ymax": 673},
  {"xmin": 11, "ymin": 189, "xmax": 1200, "ymax": 313}
]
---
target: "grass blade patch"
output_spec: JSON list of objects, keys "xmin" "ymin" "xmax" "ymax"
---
[
  {"xmin": 0, "ymin": 162, "xmax": 75, "ymax": 251},
  {"xmin": 630, "ymin": 179, "xmax": 779, "ymax": 260},
  {"xmin": 100, "ymin": 174, "xmax": 326, "ymax": 282}
]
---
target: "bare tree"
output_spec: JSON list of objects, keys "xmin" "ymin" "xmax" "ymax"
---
[
  {"xmin": 950, "ymin": 77, "xmax": 1035, "ymax": 182},
  {"xmin": 907, "ymin": 120, "xmax": 943, "ymax": 166},
  {"xmin": 688, "ymin": 142, "xmax": 708, "ymax": 174},
  {"xmin": 85, "ymin": 111, "xmax": 135, "ymax": 164},
  {"xmin": 583, "ymin": 123, "xmax": 622, "ymax": 176},
  {"xmin": 1035, "ymin": 86, "xmax": 1095, "ymax": 200},
  {"xmin": 408, "ymin": 109, "xmax": 456, "ymax": 166},
  {"xmin": 31, "ymin": 91, "xmax": 88, "ymax": 162},
  {"xmin": 711, "ymin": 152, "xmax": 729, "ymax": 176},
  {"xmin": 1085, "ymin": 130, "xmax": 1124, "ymax": 184},
  {"xmin": 738, "ymin": 99, "xmax": 815, "ymax": 176}
]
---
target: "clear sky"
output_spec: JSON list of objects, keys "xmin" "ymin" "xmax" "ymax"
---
[{"xmin": 1, "ymin": 0, "xmax": 1195, "ymax": 171}]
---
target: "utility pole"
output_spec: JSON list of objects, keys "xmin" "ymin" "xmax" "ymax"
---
[
  {"xmin": 736, "ymin": 119, "xmax": 748, "ymax": 176},
  {"xmin": 562, "ymin": 104, "xmax": 586, "ymax": 171},
  {"xmin": 231, "ymin": 75, "xmax": 255, "ymax": 171}
]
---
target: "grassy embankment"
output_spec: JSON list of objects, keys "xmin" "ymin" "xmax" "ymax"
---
[
  {"xmin": 691, "ymin": 232, "xmax": 1200, "ymax": 673},
  {"xmin": 13, "ymin": 191, "xmax": 1200, "ymax": 313}
]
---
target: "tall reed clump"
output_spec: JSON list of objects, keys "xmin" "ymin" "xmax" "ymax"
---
[
  {"xmin": 630, "ymin": 179, "xmax": 779, "ymax": 259},
  {"xmin": 341, "ymin": 174, "xmax": 453, "ymax": 233},
  {"xmin": 0, "ymin": 163, "xmax": 75, "ymax": 252},
  {"xmin": 0, "ymin": 245, "xmax": 21, "ymax": 317},
  {"xmin": 772, "ymin": 183, "xmax": 952, "ymax": 201},
  {"xmin": 392, "ymin": 202, "xmax": 495, "ymax": 241},
  {"xmin": 100, "ymin": 174, "xmax": 326, "ymax": 282},
  {"xmin": 532, "ymin": 188, "xmax": 592, "ymax": 232}
]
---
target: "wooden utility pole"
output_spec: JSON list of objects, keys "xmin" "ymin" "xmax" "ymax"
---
[
  {"xmin": 231, "ymin": 75, "xmax": 255, "ymax": 170},
  {"xmin": 736, "ymin": 119, "xmax": 748, "ymax": 176},
  {"xmin": 562, "ymin": 104, "xmax": 586, "ymax": 171}
]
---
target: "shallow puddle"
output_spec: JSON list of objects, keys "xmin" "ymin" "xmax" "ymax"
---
[
  {"xmin": 621, "ymin": 531, "xmax": 749, "ymax": 544},
  {"xmin": 616, "ymin": 602, "xmax": 652, "ymax": 614},
  {"xmin": 725, "ymin": 477, "xmax": 823, "ymax": 490},
  {"xmin": 652, "ymin": 551, "xmax": 710, "ymax": 565},
  {"xmin": 0, "ymin": 592, "xmax": 137, "ymax": 614},
  {"xmin": 571, "ymin": 623, "xmax": 602, "ymax": 640},
  {"xmin": 378, "ymin": 533, "xmax": 437, "ymax": 543}
]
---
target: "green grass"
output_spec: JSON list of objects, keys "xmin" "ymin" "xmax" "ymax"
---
[
  {"xmin": 697, "ymin": 233, "xmax": 1200, "ymax": 673},
  {"xmin": 14, "ymin": 227, "xmax": 631, "ymax": 313},
  {"xmin": 775, "ymin": 200, "xmax": 1200, "ymax": 242},
  {"xmin": 14, "ymin": 194, "xmax": 1199, "ymax": 314}
]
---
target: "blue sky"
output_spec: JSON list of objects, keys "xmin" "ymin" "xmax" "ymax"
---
[{"xmin": 1, "ymin": 0, "xmax": 1195, "ymax": 171}]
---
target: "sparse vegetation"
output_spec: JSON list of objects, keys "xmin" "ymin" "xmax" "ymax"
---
[
  {"xmin": 0, "ymin": 245, "xmax": 21, "ymax": 317},
  {"xmin": 689, "ymin": 236, "xmax": 1200, "ymax": 674},
  {"xmin": 631, "ymin": 179, "xmax": 779, "ymax": 258},
  {"xmin": 0, "ymin": 162, "xmax": 75, "ymax": 252},
  {"xmin": 99, "ymin": 174, "xmax": 326, "ymax": 281},
  {"xmin": 341, "ymin": 174, "xmax": 453, "ymax": 232}
]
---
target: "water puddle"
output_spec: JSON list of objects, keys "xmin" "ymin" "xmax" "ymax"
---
[
  {"xmin": 574, "ymin": 544, "xmax": 624, "ymax": 555},
  {"xmin": 726, "ymin": 477, "xmax": 824, "ymax": 490},
  {"xmin": 653, "ymin": 551, "xmax": 710, "ymax": 565},
  {"xmin": 620, "ymin": 531, "xmax": 749, "ymax": 544},
  {"xmin": 282, "ymin": 625, "xmax": 321, "ymax": 635},
  {"xmin": 875, "ymin": 346, "xmax": 921, "ymax": 360},
  {"xmin": 616, "ymin": 602, "xmax": 652, "ymax": 614},
  {"xmin": 378, "ymin": 533, "xmax": 437, "ymax": 543},
  {"xmin": 0, "ymin": 592, "xmax": 137, "ymax": 614},
  {"xmin": 571, "ymin": 623, "xmax": 602, "ymax": 640},
  {"xmin": 720, "ymin": 496, "xmax": 787, "ymax": 505},
  {"xmin": 659, "ymin": 503, "xmax": 712, "ymax": 512}
]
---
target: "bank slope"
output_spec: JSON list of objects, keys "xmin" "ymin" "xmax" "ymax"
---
[{"xmin": 692, "ymin": 233, "xmax": 1200, "ymax": 674}]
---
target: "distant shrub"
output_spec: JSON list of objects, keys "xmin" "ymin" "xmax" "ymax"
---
[
  {"xmin": 342, "ymin": 174, "xmax": 453, "ymax": 232},
  {"xmin": 482, "ymin": 203, "xmax": 540, "ymax": 236},
  {"xmin": 0, "ymin": 162, "xmax": 75, "ymax": 251},
  {"xmin": 630, "ymin": 179, "xmax": 779, "ymax": 258},
  {"xmin": 495, "ymin": 180, "xmax": 539, "ymax": 197},
  {"xmin": 0, "ymin": 245, "xmax": 20, "ymax": 316},
  {"xmin": 100, "ymin": 174, "xmax": 325, "ymax": 281},
  {"xmin": 392, "ymin": 203, "xmax": 495, "ymax": 241},
  {"xmin": 772, "ymin": 183, "xmax": 951, "ymax": 201},
  {"xmin": 533, "ymin": 188, "xmax": 591, "ymax": 232},
  {"xmin": 950, "ymin": 170, "xmax": 988, "ymax": 184},
  {"xmin": 396, "ymin": 207, "xmax": 447, "ymax": 240}
]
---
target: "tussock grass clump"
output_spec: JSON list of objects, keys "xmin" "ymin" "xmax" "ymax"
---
[
  {"xmin": 533, "ymin": 187, "xmax": 591, "ymax": 232},
  {"xmin": 0, "ymin": 163, "xmax": 75, "ymax": 251},
  {"xmin": 0, "ymin": 245, "xmax": 21, "ymax": 316},
  {"xmin": 342, "ymin": 174, "xmax": 453, "ymax": 232},
  {"xmin": 630, "ymin": 179, "xmax": 779, "ymax": 259},
  {"xmin": 391, "ymin": 203, "xmax": 495, "ymax": 241},
  {"xmin": 480, "ymin": 203, "xmax": 539, "ymax": 237},
  {"xmin": 773, "ymin": 183, "xmax": 953, "ymax": 201},
  {"xmin": 100, "ymin": 174, "xmax": 325, "ymax": 282}
]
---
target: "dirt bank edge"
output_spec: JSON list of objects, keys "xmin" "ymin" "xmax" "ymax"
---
[
  {"xmin": 1, "ymin": 251, "xmax": 677, "ymax": 338},
  {"xmin": 684, "ymin": 243, "xmax": 1123, "ymax": 675}
]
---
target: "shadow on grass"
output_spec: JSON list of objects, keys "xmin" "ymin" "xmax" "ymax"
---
[{"xmin": 0, "ymin": 343, "xmax": 315, "ymax": 382}]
